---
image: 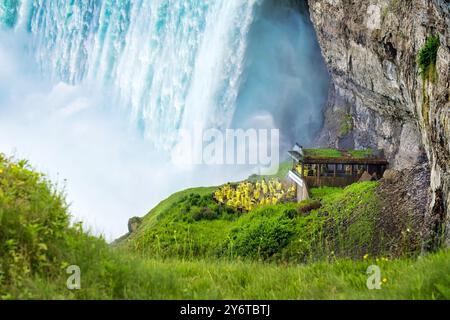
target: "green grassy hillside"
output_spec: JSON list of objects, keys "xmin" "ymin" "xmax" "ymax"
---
[
  {"xmin": 1, "ymin": 154, "xmax": 449, "ymax": 300},
  {"xmin": 123, "ymin": 180, "xmax": 415, "ymax": 262}
]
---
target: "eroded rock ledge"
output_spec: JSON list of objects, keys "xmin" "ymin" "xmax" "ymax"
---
[{"xmin": 308, "ymin": 0, "xmax": 450, "ymax": 247}]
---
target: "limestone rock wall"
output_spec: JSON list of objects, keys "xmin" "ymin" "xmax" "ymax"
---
[{"xmin": 308, "ymin": 0, "xmax": 450, "ymax": 246}]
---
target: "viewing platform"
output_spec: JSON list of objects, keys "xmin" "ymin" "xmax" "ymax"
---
[{"xmin": 287, "ymin": 144, "xmax": 389, "ymax": 201}]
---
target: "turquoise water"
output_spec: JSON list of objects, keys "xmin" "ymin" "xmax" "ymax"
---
[
  {"xmin": 0, "ymin": 0, "xmax": 329, "ymax": 238},
  {"xmin": 0, "ymin": 0, "xmax": 328, "ymax": 149}
]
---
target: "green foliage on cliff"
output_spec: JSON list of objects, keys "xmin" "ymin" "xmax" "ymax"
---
[
  {"xmin": 418, "ymin": 35, "xmax": 440, "ymax": 124},
  {"xmin": 339, "ymin": 113, "xmax": 354, "ymax": 138},
  {"xmin": 418, "ymin": 35, "xmax": 440, "ymax": 83}
]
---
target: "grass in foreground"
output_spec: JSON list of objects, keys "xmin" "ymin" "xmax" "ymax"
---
[
  {"xmin": 1, "ymin": 154, "xmax": 449, "ymax": 300},
  {"xmin": 6, "ymin": 248, "xmax": 450, "ymax": 300}
]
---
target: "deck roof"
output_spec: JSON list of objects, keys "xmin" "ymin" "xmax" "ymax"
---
[{"xmin": 288, "ymin": 148, "xmax": 388, "ymax": 165}]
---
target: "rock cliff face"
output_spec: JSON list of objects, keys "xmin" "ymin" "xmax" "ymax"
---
[{"xmin": 307, "ymin": 0, "xmax": 450, "ymax": 247}]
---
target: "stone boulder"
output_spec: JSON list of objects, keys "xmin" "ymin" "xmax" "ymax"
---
[
  {"xmin": 128, "ymin": 217, "xmax": 142, "ymax": 234},
  {"xmin": 359, "ymin": 171, "xmax": 376, "ymax": 182},
  {"xmin": 383, "ymin": 169, "xmax": 401, "ymax": 184}
]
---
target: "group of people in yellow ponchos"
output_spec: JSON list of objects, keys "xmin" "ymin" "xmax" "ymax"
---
[{"xmin": 214, "ymin": 179, "xmax": 297, "ymax": 212}]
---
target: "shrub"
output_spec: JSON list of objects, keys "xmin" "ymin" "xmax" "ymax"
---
[
  {"xmin": 231, "ymin": 212, "xmax": 294, "ymax": 260},
  {"xmin": 0, "ymin": 154, "xmax": 108, "ymax": 298},
  {"xmin": 191, "ymin": 207, "xmax": 219, "ymax": 221},
  {"xmin": 418, "ymin": 35, "xmax": 440, "ymax": 82},
  {"xmin": 178, "ymin": 193, "xmax": 234, "ymax": 222},
  {"xmin": 0, "ymin": 156, "xmax": 70, "ymax": 279},
  {"xmin": 284, "ymin": 208, "xmax": 297, "ymax": 219}
]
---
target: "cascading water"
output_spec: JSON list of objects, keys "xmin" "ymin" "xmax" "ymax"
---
[
  {"xmin": 0, "ymin": 0, "xmax": 329, "ymax": 238},
  {"xmin": 1, "ymin": 0, "xmax": 328, "ymax": 148}
]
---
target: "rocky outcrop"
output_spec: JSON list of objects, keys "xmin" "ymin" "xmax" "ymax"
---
[
  {"xmin": 376, "ymin": 163, "xmax": 431, "ymax": 256},
  {"xmin": 308, "ymin": 0, "xmax": 450, "ymax": 247},
  {"xmin": 128, "ymin": 217, "xmax": 143, "ymax": 233},
  {"xmin": 111, "ymin": 217, "xmax": 142, "ymax": 246}
]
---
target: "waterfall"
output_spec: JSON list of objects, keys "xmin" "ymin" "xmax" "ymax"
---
[
  {"xmin": 0, "ymin": 0, "xmax": 329, "ymax": 238},
  {"xmin": 0, "ymin": 0, "xmax": 329, "ymax": 150}
]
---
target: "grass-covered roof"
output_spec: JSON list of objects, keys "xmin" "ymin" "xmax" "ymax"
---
[
  {"xmin": 287, "ymin": 148, "xmax": 388, "ymax": 165},
  {"xmin": 303, "ymin": 148, "xmax": 374, "ymax": 159}
]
